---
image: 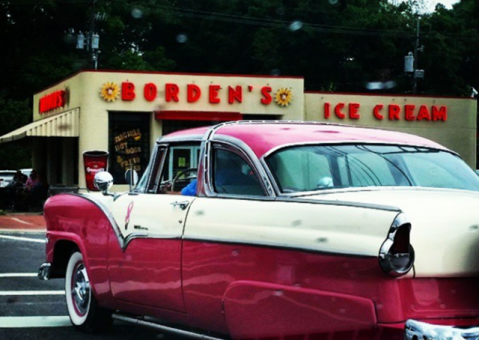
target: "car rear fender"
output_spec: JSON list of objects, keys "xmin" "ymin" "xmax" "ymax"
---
[{"xmin": 222, "ymin": 280, "xmax": 377, "ymax": 339}]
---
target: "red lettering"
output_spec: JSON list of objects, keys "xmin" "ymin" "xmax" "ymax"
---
[
  {"xmin": 324, "ymin": 103, "xmax": 331, "ymax": 119},
  {"xmin": 209, "ymin": 85, "xmax": 221, "ymax": 104},
  {"xmin": 373, "ymin": 104, "xmax": 384, "ymax": 120},
  {"xmin": 187, "ymin": 84, "xmax": 201, "ymax": 103},
  {"xmin": 349, "ymin": 103, "xmax": 360, "ymax": 119},
  {"xmin": 405, "ymin": 104, "xmax": 416, "ymax": 121},
  {"xmin": 228, "ymin": 86, "xmax": 242, "ymax": 104},
  {"xmin": 432, "ymin": 105, "xmax": 447, "ymax": 121},
  {"xmin": 388, "ymin": 104, "xmax": 401, "ymax": 120},
  {"xmin": 261, "ymin": 86, "xmax": 272, "ymax": 105},
  {"xmin": 165, "ymin": 83, "xmax": 179, "ymax": 102},
  {"xmin": 143, "ymin": 83, "xmax": 157, "ymax": 102},
  {"xmin": 57, "ymin": 91, "xmax": 65, "ymax": 107},
  {"xmin": 122, "ymin": 82, "xmax": 135, "ymax": 101},
  {"xmin": 39, "ymin": 90, "xmax": 66, "ymax": 113},
  {"xmin": 335, "ymin": 103, "xmax": 346, "ymax": 119},
  {"xmin": 416, "ymin": 105, "xmax": 431, "ymax": 121}
]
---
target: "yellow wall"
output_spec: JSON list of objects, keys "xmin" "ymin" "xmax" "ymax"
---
[
  {"xmin": 33, "ymin": 71, "xmax": 305, "ymax": 188},
  {"xmin": 305, "ymin": 92, "xmax": 477, "ymax": 167}
]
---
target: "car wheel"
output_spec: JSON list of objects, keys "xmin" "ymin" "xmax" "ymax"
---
[{"xmin": 65, "ymin": 251, "xmax": 112, "ymax": 333}]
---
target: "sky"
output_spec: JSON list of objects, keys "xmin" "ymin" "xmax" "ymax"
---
[{"xmin": 395, "ymin": 0, "xmax": 460, "ymax": 12}]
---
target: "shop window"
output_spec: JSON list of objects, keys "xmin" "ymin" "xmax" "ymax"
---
[{"xmin": 109, "ymin": 111, "xmax": 150, "ymax": 184}]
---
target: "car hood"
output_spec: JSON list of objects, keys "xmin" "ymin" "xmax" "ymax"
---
[{"xmin": 300, "ymin": 188, "xmax": 479, "ymax": 278}]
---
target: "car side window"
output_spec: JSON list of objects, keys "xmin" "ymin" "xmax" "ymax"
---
[
  {"xmin": 212, "ymin": 148, "xmax": 265, "ymax": 196},
  {"xmin": 157, "ymin": 143, "xmax": 200, "ymax": 194}
]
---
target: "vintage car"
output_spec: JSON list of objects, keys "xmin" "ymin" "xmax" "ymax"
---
[{"xmin": 38, "ymin": 121, "xmax": 479, "ymax": 340}]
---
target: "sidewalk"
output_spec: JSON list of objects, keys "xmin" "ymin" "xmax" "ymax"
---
[{"xmin": 0, "ymin": 212, "xmax": 46, "ymax": 231}]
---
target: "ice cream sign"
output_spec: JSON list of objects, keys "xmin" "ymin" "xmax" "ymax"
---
[{"xmin": 323, "ymin": 102, "xmax": 447, "ymax": 122}]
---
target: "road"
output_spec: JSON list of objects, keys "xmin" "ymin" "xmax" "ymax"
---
[{"xmin": 0, "ymin": 230, "xmax": 177, "ymax": 340}]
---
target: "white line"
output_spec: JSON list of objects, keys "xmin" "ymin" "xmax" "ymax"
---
[
  {"xmin": 0, "ymin": 273, "xmax": 37, "ymax": 278},
  {"xmin": 9, "ymin": 217, "xmax": 33, "ymax": 225},
  {"xmin": 0, "ymin": 234, "xmax": 44, "ymax": 243},
  {"xmin": 0, "ymin": 316, "xmax": 71, "ymax": 328},
  {"xmin": 0, "ymin": 291, "xmax": 64, "ymax": 296}
]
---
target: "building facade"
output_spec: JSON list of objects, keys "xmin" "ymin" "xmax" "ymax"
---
[{"xmin": 0, "ymin": 70, "xmax": 476, "ymax": 191}]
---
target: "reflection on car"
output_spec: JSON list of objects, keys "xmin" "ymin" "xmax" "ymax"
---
[{"xmin": 38, "ymin": 121, "xmax": 479, "ymax": 340}]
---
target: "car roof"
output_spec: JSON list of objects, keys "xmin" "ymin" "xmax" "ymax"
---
[{"xmin": 163, "ymin": 121, "xmax": 449, "ymax": 158}]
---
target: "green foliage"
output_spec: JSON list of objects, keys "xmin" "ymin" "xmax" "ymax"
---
[{"xmin": 0, "ymin": 99, "xmax": 32, "ymax": 169}]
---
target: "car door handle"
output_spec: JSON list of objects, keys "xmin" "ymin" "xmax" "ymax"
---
[{"xmin": 171, "ymin": 201, "xmax": 190, "ymax": 210}]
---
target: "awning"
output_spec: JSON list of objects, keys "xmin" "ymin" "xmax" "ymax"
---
[{"xmin": 0, "ymin": 109, "xmax": 79, "ymax": 144}]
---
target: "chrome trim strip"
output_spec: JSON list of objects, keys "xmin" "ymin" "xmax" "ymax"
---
[
  {"xmin": 113, "ymin": 314, "xmax": 226, "ymax": 340},
  {"xmin": 157, "ymin": 134, "xmax": 204, "ymax": 144},
  {"xmin": 123, "ymin": 233, "xmax": 181, "ymax": 249},
  {"xmin": 275, "ymin": 196, "xmax": 401, "ymax": 213},
  {"xmin": 59, "ymin": 193, "xmax": 184, "ymax": 252},
  {"xmin": 262, "ymin": 140, "xmax": 456, "ymax": 159},
  {"xmin": 60, "ymin": 193, "xmax": 126, "ymax": 250},
  {"xmin": 405, "ymin": 319, "xmax": 479, "ymax": 340},
  {"xmin": 277, "ymin": 185, "xmax": 474, "ymax": 198},
  {"xmin": 182, "ymin": 236, "xmax": 376, "ymax": 258}
]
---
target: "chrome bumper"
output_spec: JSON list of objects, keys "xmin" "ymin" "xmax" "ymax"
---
[
  {"xmin": 38, "ymin": 263, "xmax": 51, "ymax": 281},
  {"xmin": 405, "ymin": 319, "xmax": 479, "ymax": 340}
]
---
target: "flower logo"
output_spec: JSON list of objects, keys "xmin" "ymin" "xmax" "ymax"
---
[
  {"xmin": 100, "ymin": 82, "xmax": 120, "ymax": 102},
  {"xmin": 274, "ymin": 88, "xmax": 293, "ymax": 107}
]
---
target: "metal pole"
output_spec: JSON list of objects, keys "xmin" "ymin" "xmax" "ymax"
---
[
  {"xmin": 413, "ymin": 17, "xmax": 419, "ymax": 94},
  {"xmin": 89, "ymin": 0, "xmax": 96, "ymax": 69}
]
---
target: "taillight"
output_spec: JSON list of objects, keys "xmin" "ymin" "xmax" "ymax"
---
[{"xmin": 379, "ymin": 213, "xmax": 415, "ymax": 277}]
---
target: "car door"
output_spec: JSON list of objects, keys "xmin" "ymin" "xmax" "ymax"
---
[{"xmin": 107, "ymin": 143, "xmax": 199, "ymax": 312}]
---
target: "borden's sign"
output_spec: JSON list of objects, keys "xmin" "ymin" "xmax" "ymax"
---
[
  {"xmin": 101, "ymin": 81, "xmax": 293, "ymax": 107},
  {"xmin": 39, "ymin": 90, "xmax": 67, "ymax": 114}
]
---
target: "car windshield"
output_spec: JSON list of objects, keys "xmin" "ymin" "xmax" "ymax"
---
[{"xmin": 265, "ymin": 144, "xmax": 479, "ymax": 193}]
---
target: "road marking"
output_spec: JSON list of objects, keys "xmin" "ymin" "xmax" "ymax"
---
[
  {"xmin": 0, "ymin": 291, "xmax": 64, "ymax": 296},
  {"xmin": 0, "ymin": 234, "xmax": 44, "ymax": 243},
  {"xmin": 0, "ymin": 273, "xmax": 37, "ymax": 278},
  {"xmin": 0, "ymin": 316, "xmax": 71, "ymax": 328},
  {"xmin": 9, "ymin": 217, "xmax": 33, "ymax": 225}
]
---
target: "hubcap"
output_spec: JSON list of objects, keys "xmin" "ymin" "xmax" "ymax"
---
[{"xmin": 71, "ymin": 263, "xmax": 90, "ymax": 316}]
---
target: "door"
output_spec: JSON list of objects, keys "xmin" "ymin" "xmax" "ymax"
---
[{"xmin": 106, "ymin": 143, "xmax": 199, "ymax": 312}]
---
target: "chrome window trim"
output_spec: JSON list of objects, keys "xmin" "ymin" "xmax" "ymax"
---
[
  {"xmin": 262, "ymin": 141, "xmax": 457, "ymax": 159},
  {"xmin": 202, "ymin": 134, "xmax": 276, "ymax": 198}
]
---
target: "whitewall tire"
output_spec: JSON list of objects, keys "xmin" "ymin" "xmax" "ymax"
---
[{"xmin": 65, "ymin": 251, "xmax": 112, "ymax": 333}]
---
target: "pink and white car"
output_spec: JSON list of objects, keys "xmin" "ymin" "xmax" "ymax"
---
[{"xmin": 39, "ymin": 121, "xmax": 479, "ymax": 340}]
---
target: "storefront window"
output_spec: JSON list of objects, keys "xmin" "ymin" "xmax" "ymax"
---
[{"xmin": 109, "ymin": 111, "xmax": 150, "ymax": 184}]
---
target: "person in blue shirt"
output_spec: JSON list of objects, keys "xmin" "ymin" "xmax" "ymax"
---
[{"xmin": 181, "ymin": 179, "xmax": 197, "ymax": 196}]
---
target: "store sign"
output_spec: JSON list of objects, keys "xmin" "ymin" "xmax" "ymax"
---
[
  {"xmin": 101, "ymin": 81, "xmax": 293, "ymax": 107},
  {"xmin": 39, "ymin": 90, "xmax": 67, "ymax": 114},
  {"xmin": 323, "ymin": 102, "xmax": 447, "ymax": 122}
]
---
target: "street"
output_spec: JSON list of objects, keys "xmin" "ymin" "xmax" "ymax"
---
[{"xmin": 0, "ymin": 230, "xmax": 176, "ymax": 340}]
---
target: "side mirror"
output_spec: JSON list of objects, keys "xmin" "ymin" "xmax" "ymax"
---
[
  {"xmin": 125, "ymin": 169, "xmax": 139, "ymax": 189},
  {"xmin": 94, "ymin": 171, "xmax": 113, "ymax": 194}
]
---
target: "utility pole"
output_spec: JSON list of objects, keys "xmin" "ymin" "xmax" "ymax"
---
[
  {"xmin": 412, "ymin": 17, "xmax": 420, "ymax": 94},
  {"xmin": 76, "ymin": 0, "xmax": 100, "ymax": 69}
]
